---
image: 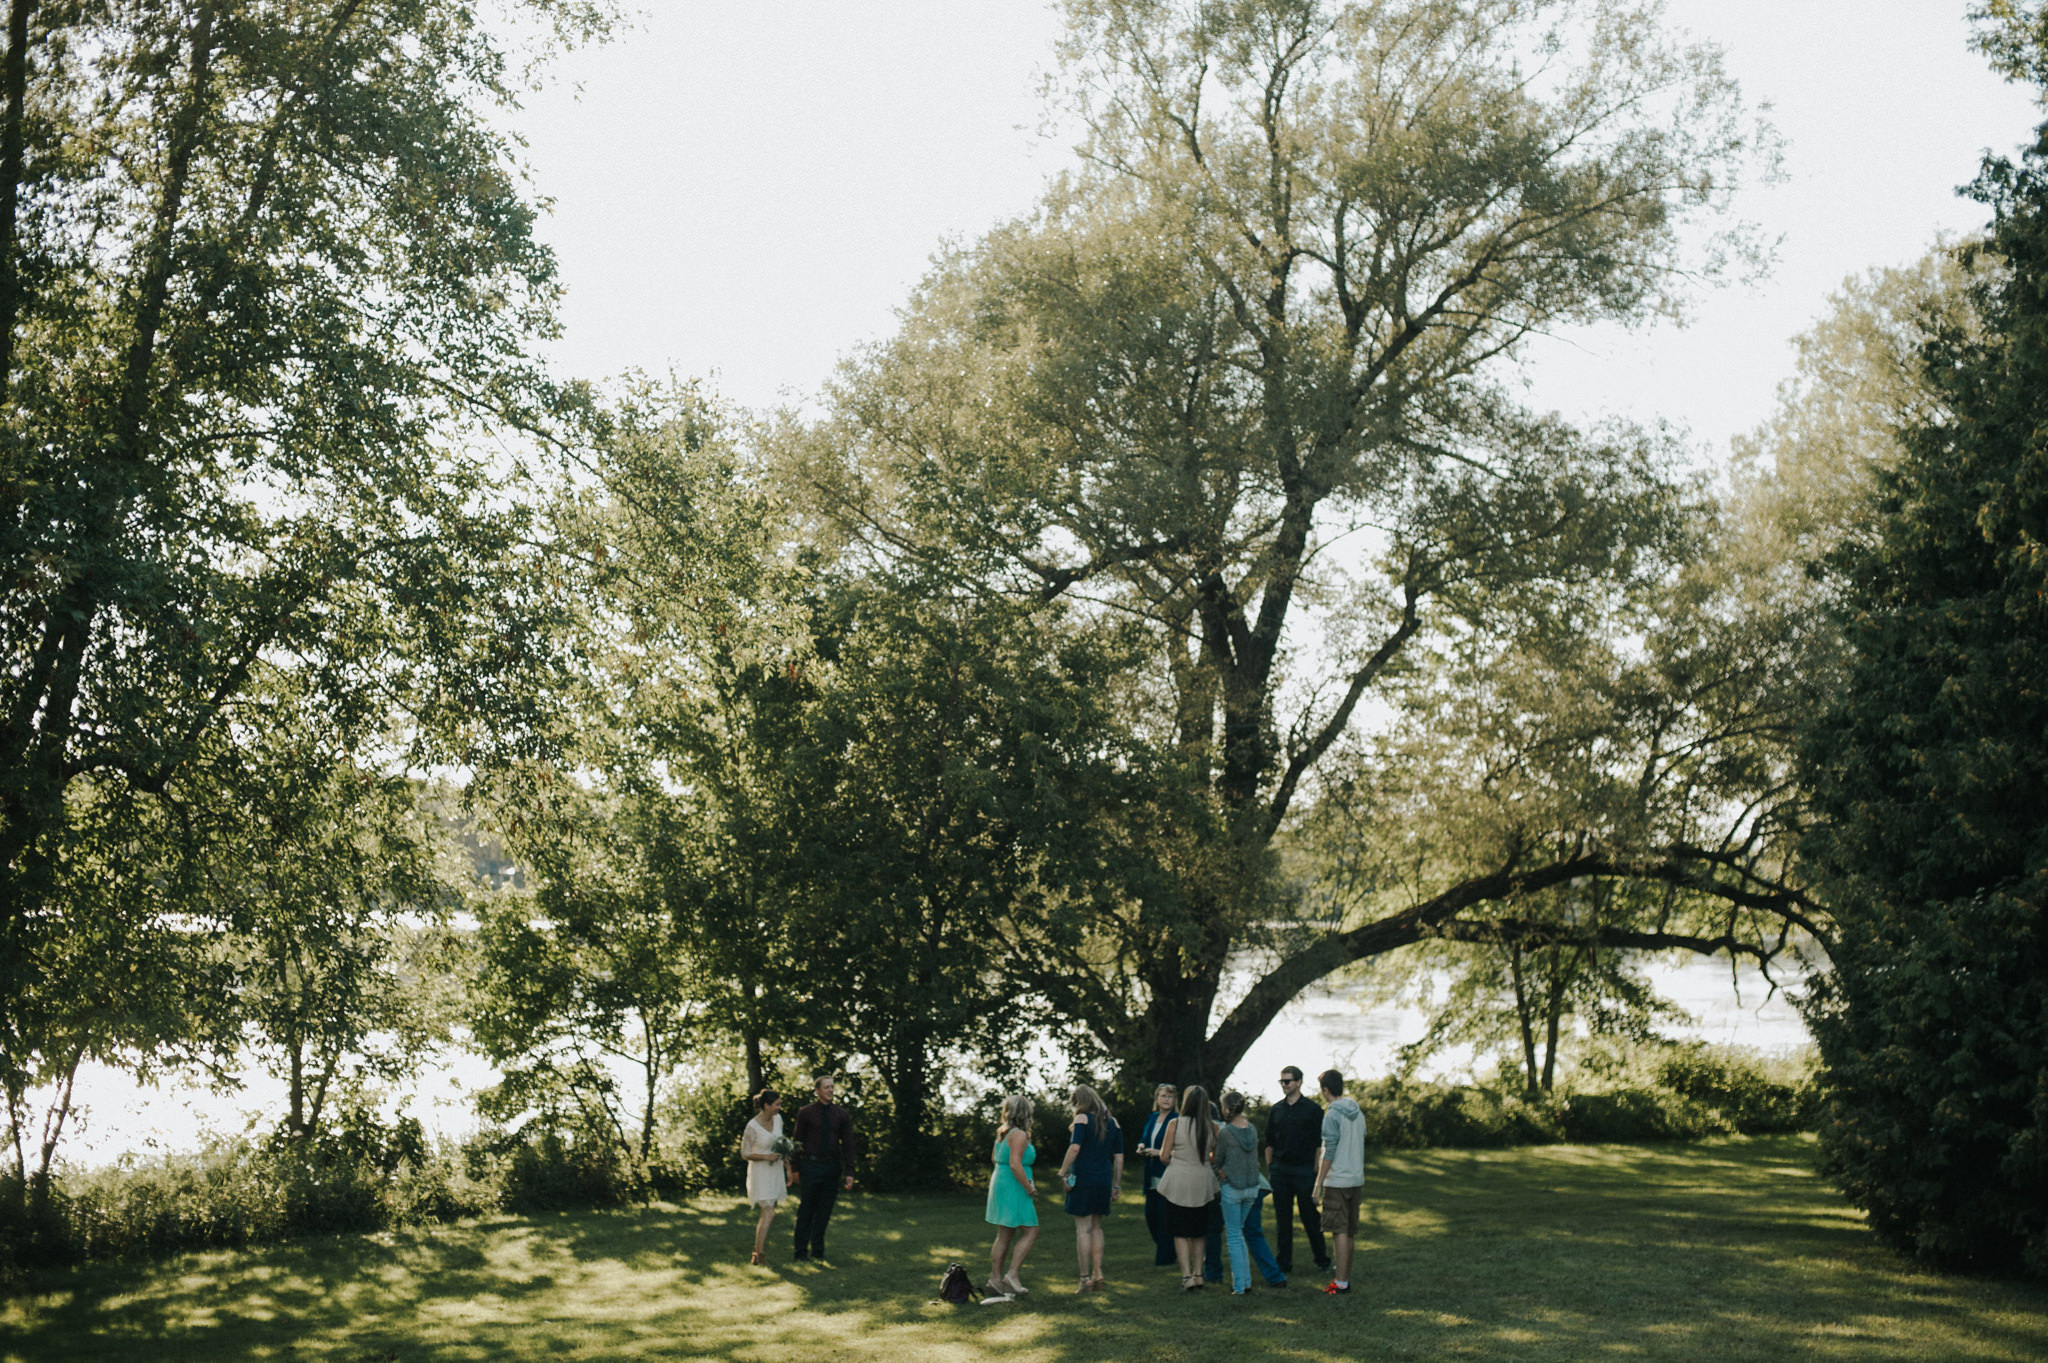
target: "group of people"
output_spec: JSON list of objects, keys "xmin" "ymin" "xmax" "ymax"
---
[
  {"xmin": 1136, "ymin": 1067, "xmax": 1368, "ymax": 1296},
  {"xmin": 738, "ymin": 1064, "xmax": 1369, "ymax": 1299}
]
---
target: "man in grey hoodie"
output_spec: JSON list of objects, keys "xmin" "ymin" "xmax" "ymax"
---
[{"xmin": 1311, "ymin": 1069, "xmax": 1366, "ymax": 1294}]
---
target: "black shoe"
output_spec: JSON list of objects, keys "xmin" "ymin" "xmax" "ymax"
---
[{"xmin": 793, "ymin": 1253, "xmax": 810, "ymax": 1262}]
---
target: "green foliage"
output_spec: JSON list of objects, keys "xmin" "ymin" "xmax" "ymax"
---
[
  {"xmin": 1656, "ymin": 1045, "xmax": 1817, "ymax": 1136},
  {"xmin": 661, "ymin": 1063, "xmax": 758, "ymax": 1197},
  {"xmin": 1796, "ymin": 8, "xmax": 2048, "ymax": 1280},
  {"xmin": 0, "ymin": 0, "xmax": 615, "ymax": 1193},
  {"xmin": 0, "ymin": 1112, "xmax": 490, "ymax": 1276},
  {"xmin": 1355, "ymin": 1044, "xmax": 1817, "ymax": 1149},
  {"xmin": 493, "ymin": 1130, "xmax": 641, "ymax": 1214},
  {"xmin": 805, "ymin": 0, "xmax": 1780, "ymax": 1088}
]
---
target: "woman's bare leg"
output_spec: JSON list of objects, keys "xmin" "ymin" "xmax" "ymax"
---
[
  {"xmin": 990, "ymin": 1226, "xmax": 1015, "ymax": 1287},
  {"xmin": 1004, "ymin": 1224, "xmax": 1039, "ymax": 1290}
]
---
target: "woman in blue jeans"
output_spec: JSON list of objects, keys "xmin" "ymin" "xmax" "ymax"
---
[{"xmin": 1213, "ymin": 1089, "xmax": 1265, "ymax": 1294}]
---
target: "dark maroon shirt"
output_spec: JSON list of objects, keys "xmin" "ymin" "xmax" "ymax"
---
[{"xmin": 792, "ymin": 1100, "xmax": 854, "ymax": 1166}]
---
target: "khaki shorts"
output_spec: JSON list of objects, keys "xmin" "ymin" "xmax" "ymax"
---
[{"xmin": 1320, "ymin": 1184, "xmax": 1361, "ymax": 1236}]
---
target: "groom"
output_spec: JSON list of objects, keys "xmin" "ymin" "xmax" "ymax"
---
[{"xmin": 791, "ymin": 1072, "xmax": 856, "ymax": 1263}]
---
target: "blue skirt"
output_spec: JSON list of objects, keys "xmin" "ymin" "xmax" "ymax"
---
[{"xmin": 1064, "ymin": 1183, "xmax": 1112, "ymax": 1217}]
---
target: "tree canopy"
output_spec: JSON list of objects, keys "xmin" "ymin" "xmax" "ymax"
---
[
  {"xmin": 1797, "ymin": 2, "xmax": 2048, "ymax": 1277},
  {"xmin": 799, "ymin": 0, "xmax": 1803, "ymax": 1086}
]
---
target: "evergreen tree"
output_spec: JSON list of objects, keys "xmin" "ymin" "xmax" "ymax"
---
[{"xmin": 1800, "ymin": 4, "xmax": 2048, "ymax": 1279}]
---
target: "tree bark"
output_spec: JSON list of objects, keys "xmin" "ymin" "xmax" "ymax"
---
[
  {"xmin": 1509, "ymin": 940, "xmax": 1540, "ymax": 1094},
  {"xmin": 1179, "ymin": 848, "xmax": 1819, "ymax": 1087},
  {"xmin": 0, "ymin": 0, "xmax": 35, "ymax": 402}
]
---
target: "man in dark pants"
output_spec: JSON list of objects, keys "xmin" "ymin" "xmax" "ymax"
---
[
  {"xmin": 791, "ymin": 1073, "xmax": 855, "ymax": 1263},
  {"xmin": 1264, "ymin": 1065, "xmax": 1330, "ymax": 1275}
]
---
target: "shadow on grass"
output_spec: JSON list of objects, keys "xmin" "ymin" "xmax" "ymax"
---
[{"xmin": 4, "ymin": 1136, "xmax": 2046, "ymax": 1362}]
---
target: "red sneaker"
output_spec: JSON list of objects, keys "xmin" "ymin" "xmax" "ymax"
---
[{"xmin": 1324, "ymin": 1282, "xmax": 1350, "ymax": 1294}]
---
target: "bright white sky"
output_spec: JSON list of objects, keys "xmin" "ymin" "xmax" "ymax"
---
[{"xmin": 511, "ymin": 0, "xmax": 2041, "ymax": 463}]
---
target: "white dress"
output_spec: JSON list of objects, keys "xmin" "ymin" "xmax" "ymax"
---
[{"xmin": 743, "ymin": 1114, "xmax": 787, "ymax": 1205}]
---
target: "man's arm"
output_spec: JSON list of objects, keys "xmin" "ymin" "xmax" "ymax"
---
[
  {"xmin": 790, "ymin": 1104, "xmax": 813, "ymax": 1155},
  {"xmin": 1312, "ymin": 1108, "xmax": 1338, "ymax": 1199}
]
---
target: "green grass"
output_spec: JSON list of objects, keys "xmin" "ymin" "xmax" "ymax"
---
[{"xmin": 4, "ymin": 1135, "xmax": 2045, "ymax": 1361}]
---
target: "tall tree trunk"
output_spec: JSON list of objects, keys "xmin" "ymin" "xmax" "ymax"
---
[
  {"xmin": 1142, "ymin": 933, "xmax": 1228, "ymax": 1089},
  {"xmin": 0, "ymin": 0, "xmax": 35, "ymax": 402},
  {"xmin": 28, "ymin": 1042, "xmax": 80, "ymax": 1221},
  {"xmin": 882, "ymin": 1030, "xmax": 935, "ymax": 1189},
  {"xmin": 1508, "ymin": 940, "xmax": 1541, "ymax": 1094},
  {"xmin": 740, "ymin": 978, "xmax": 765, "ymax": 1098},
  {"xmin": 1540, "ymin": 948, "xmax": 1574, "ymax": 1094}
]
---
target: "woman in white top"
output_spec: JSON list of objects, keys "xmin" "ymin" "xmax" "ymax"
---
[
  {"xmin": 1154, "ymin": 1085, "xmax": 1220, "ymax": 1290},
  {"xmin": 741, "ymin": 1088, "xmax": 793, "ymax": 1265}
]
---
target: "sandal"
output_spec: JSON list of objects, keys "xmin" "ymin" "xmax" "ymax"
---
[
  {"xmin": 1003, "ymin": 1274, "xmax": 1029, "ymax": 1296},
  {"xmin": 985, "ymin": 1278, "xmax": 1007, "ymax": 1298},
  {"xmin": 749, "ymin": 1250, "xmax": 765, "ymax": 1266},
  {"xmin": 1074, "ymin": 1277, "xmax": 1093, "ymax": 1294},
  {"xmin": 1089, "ymin": 1274, "xmax": 1106, "ymax": 1292}
]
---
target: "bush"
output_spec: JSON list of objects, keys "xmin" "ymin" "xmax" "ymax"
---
[
  {"xmin": 1656, "ymin": 1044, "xmax": 1818, "ymax": 1135},
  {"xmin": 1805, "ymin": 886, "xmax": 2048, "ymax": 1278},
  {"xmin": 1555, "ymin": 1088, "xmax": 1730, "ymax": 1143},
  {"xmin": 666, "ymin": 1067, "xmax": 757, "ymax": 1196},
  {"xmin": 491, "ymin": 1128, "xmax": 641, "ymax": 1212},
  {"xmin": 1, "ymin": 1113, "xmax": 490, "ymax": 1276}
]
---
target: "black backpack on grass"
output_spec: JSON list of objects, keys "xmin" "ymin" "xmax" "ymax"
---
[{"xmin": 939, "ymin": 1263, "xmax": 979, "ymax": 1305}]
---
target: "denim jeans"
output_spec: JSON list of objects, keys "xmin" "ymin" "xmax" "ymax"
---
[
  {"xmin": 1244, "ymin": 1188, "xmax": 1286, "ymax": 1284},
  {"xmin": 1220, "ymin": 1184, "xmax": 1260, "ymax": 1292}
]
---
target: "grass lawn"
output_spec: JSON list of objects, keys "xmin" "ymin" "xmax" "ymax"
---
[{"xmin": 5, "ymin": 1134, "xmax": 2046, "ymax": 1361}]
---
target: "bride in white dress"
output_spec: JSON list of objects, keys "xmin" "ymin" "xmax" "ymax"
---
[{"xmin": 742, "ymin": 1088, "xmax": 793, "ymax": 1265}]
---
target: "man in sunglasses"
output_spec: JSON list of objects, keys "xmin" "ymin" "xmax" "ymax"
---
[{"xmin": 1263, "ymin": 1065, "xmax": 1331, "ymax": 1276}]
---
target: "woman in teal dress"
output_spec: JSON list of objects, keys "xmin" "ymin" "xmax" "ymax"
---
[{"xmin": 984, "ymin": 1093, "xmax": 1040, "ymax": 1296}]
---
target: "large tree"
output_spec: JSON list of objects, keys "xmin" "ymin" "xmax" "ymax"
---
[
  {"xmin": 804, "ymin": 0, "xmax": 1805, "ymax": 1085},
  {"xmin": 0, "ymin": 0, "xmax": 609, "ymax": 1177},
  {"xmin": 1798, "ymin": 2, "xmax": 2048, "ymax": 1280}
]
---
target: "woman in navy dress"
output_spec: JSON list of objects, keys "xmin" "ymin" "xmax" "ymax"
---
[
  {"xmin": 1135, "ymin": 1082, "xmax": 1178, "ymax": 1267},
  {"xmin": 1055, "ymin": 1084, "xmax": 1123, "ymax": 1293}
]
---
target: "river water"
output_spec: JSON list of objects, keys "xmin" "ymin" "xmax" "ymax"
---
[
  {"xmin": 50, "ymin": 955, "xmax": 1810, "ymax": 1168},
  {"xmin": 1226, "ymin": 953, "xmax": 1810, "ymax": 1089}
]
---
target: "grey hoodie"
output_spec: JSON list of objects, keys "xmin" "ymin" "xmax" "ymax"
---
[{"xmin": 1319, "ymin": 1096, "xmax": 1366, "ymax": 1188}]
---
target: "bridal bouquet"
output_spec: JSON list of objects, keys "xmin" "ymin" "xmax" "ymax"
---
[{"xmin": 770, "ymin": 1134, "xmax": 798, "ymax": 1157}]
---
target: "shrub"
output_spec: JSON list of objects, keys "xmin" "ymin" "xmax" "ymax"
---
[
  {"xmin": 1656, "ymin": 1044, "xmax": 1817, "ymax": 1135},
  {"xmin": 666, "ymin": 1068, "xmax": 756, "ymax": 1195}
]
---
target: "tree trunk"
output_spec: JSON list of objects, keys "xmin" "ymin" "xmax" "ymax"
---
[
  {"xmin": 743, "ymin": 1029, "xmax": 765, "ymax": 1102},
  {"xmin": 28, "ymin": 1044, "xmax": 81, "ymax": 1223},
  {"xmin": 1509, "ymin": 941, "xmax": 1541, "ymax": 1094},
  {"xmin": 0, "ymin": 0, "xmax": 36, "ymax": 401},
  {"xmin": 880, "ymin": 1031, "xmax": 937, "ymax": 1190},
  {"xmin": 740, "ymin": 978, "xmax": 765, "ymax": 1098},
  {"xmin": 1540, "ymin": 947, "xmax": 1576, "ymax": 1094},
  {"xmin": 287, "ymin": 1038, "xmax": 305, "ymax": 1138}
]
